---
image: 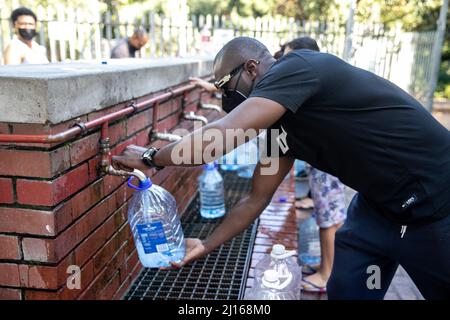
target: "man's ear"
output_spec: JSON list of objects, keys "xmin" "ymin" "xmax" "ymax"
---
[{"xmin": 244, "ymin": 59, "xmax": 259, "ymax": 78}]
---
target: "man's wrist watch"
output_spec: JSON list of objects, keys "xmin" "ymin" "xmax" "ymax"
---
[{"xmin": 141, "ymin": 147, "xmax": 164, "ymax": 170}]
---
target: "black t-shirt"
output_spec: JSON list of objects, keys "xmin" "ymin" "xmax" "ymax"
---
[{"xmin": 251, "ymin": 49, "xmax": 450, "ymax": 224}]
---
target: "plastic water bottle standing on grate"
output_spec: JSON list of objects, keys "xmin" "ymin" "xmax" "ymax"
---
[
  {"xmin": 245, "ymin": 270, "xmax": 298, "ymax": 300},
  {"xmin": 298, "ymin": 215, "xmax": 321, "ymax": 266},
  {"xmin": 253, "ymin": 244, "xmax": 302, "ymax": 299},
  {"xmin": 199, "ymin": 161, "xmax": 226, "ymax": 218},
  {"xmin": 127, "ymin": 169, "xmax": 185, "ymax": 268},
  {"xmin": 237, "ymin": 139, "xmax": 258, "ymax": 179}
]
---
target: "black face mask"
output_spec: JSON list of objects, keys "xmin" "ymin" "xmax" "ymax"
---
[
  {"xmin": 222, "ymin": 90, "xmax": 247, "ymax": 113},
  {"xmin": 221, "ymin": 65, "xmax": 258, "ymax": 113},
  {"xmin": 18, "ymin": 28, "xmax": 36, "ymax": 41}
]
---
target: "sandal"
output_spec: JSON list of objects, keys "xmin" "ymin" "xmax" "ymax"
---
[{"xmin": 301, "ymin": 278, "xmax": 327, "ymax": 293}]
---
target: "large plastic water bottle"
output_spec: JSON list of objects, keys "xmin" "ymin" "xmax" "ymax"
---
[
  {"xmin": 127, "ymin": 170, "xmax": 185, "ymax": 268},
  {"xmin": 253, "ymin": 244, "xmax": 302, "ymax": 299},
  {"xmin": 245, "ymin": 270, "xmax": 298, "ymax": 300},
  {"xmin": 199, "ymin": 162, "xmax": 226, "ymax": 218},
  {"xmin": 298, "ymin": 215, "xmax": 321, "ymax": 266}
]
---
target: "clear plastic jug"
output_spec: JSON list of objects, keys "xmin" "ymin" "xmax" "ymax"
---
[
  {"xmin": 253, "ymin": 244, "xmax": 302, "ymax": 299},
  {"xmin": 127, "ymin": 170, "xmax": 185, "ymax": 268}
]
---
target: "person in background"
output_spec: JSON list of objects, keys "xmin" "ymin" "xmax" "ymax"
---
[
  {"xmin": 283, "ymin": 36, "xmax": 347, "ymax": 293},
  {"xmin": 110, "ymin": 28, "xmax": 149, "ymax": 59},
  {"xmin": 273, "ymin": 43, "xmax": 286, "ymax": 60},
  {"xmin": 2, "ymin": 7, "xmax": 49, "ymax": 65}
]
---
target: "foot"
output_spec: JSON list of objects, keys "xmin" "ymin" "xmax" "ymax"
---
[
  {"xmin": 296, "ymin": 197, "xmax": 314, "ymax": 209},
  {"xmin": 301, "ymin": 272, "xmax": 328, "ymax": 292}
]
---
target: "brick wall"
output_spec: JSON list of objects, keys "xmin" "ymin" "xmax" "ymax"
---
[{"xmin": 0, "ymin": 83, "xmax": 222, "ymax": 300}]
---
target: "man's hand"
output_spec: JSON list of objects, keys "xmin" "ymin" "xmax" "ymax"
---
[
  {"xmin": 161, "ymin": 238, "xmax": 208, "ymax": 270},
  {"xmin": 189, "ymin": 77, "xmax": 218, "ymax": 93},
  {"xmin": 112, "ymin": 145, "xmax": 150, "ymax": 171}
]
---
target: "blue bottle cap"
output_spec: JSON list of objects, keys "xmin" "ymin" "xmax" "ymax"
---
[
  {"xmin": 204, "ymin": 162, "xmax": 216, "ymax": 170},
  {"xmin": 127, "ymin": 176, "xmax": 152, "ymax": 190},
  {"xmin": 101, "ymin": 61, "xmax": 107, "ymax": 65},
  {"xmin": 279, "ymin": 196, "xmax": 287, "ymax": 203}
]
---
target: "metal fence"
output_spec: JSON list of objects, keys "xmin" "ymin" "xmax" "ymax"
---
[{"xmin": 0, "ymin": 7, "xmax": 439, "ymax": 106}]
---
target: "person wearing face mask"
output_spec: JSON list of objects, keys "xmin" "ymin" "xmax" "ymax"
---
[
  {"xmin": 2, "ymin": 7, "xmax": 49, "ymax": 65},
  {"xmin": 113, "ymin": 37, "xmax": 450, "ymax": 300},
  {"xmin": 110, "ymin": 28, "xmax": 149, "ymax": 59}
]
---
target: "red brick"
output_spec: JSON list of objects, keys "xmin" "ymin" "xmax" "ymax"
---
[
  {"xmin": 0, "ymin": 287, "xmax": 21, "ymax": 300},
  {"xmin": 69, "ymin": 132, "xmax": 101, "ymax": 166},
  {"xmin": 23, "ymin": 290, "xmax": 59, "ymax": 300},
  {"xmin": 93, "ymin": 234, "xmax": 119, "ymax": 275},
  {"xmin": 72, "ymin": 195, "xmax": 117, "ymax": 265},
  {"xmin": 155, "ymin": 112, "xmax": 180, "ymax": 132},
  {"xmin": 127, "ymin": 109, "xmax": 153, "ymax": 135},
  {"xmin": 157, "ymin": 97, "xmax": 183, "ymax": 120},
  {"xmin": 258, "ymin": 219, "xmax": 297, "ymax": 228},
  {"xmin": 112, "ymin": 274, "xmax": 131, "ymax": 300},
  {"xmin": 97, "ymin": 271, "xmax": 121, "ymax": 300},
  {"xmin": 88, "ymin": 155, "xmax": 101, "ymax": 182},
  {"xmin": 78, "ymin": 244, "xmax": 128, "ymax": 299},
  {"xmin": 18, "ymin": 254, "xmax": 74, "ymax": 290},
  {"xmin": 135, "ymin": 128, "xmax": 151, "ymax": 147},
  {"xmin": 0, "ymin": 146, "xmax": 70, "ymax": 178},
  {"xmin": 0, "ymin": 177, "xmax": 14, "ymax": 204},
  {"xmin": 22, "ymin": 238, "xmax": 56, "ymax": 262},
  {"xmin": 252, "ymin": 244, "xmax": 272, "ymax": 253},
  {"xmin": 109, "ymin": 120, "xmax": 127, "ymax": 146},
  {"xmin": 0, "ymin": 263, "xmax": 20, "ymax": 286},
  {"xmin": 0, "ymin": 123, "xmax": 10, "ymax": 134},
  {"xmin": 22, "ymin": 192, "xmax": 117, "ymax": 263},
  {"xmin": 17, "ymin": 163, "xmax": 89, "ymax": 206},
  {"xmin": 103, "ymin": 173, "xmax": 126, "ymax": 195},
  {"xmin": 0, "ymin": 207, "xmax": 56, "ymax": 236},
  {"xmin": 184, "ymin": 88, "xmax": 202, "ymax": 105},
  {"xmin": 0, "ymin": 235, "xmax": 20, "ymax": 260},
  {"xmin": 74, "ymin": 224, "xmax": 107, "ymax": 267},
  {"xmin": 70, "ymin": 178, "xmax": 104, "ymax": 219},
  {"xmin": 111, "ymin": 136, "xmax": 137, "ymax": 156}
]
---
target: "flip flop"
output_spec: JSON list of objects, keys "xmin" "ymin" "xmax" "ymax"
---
[{"xmin": 301, "ymin": 278, "xmax": 327, "ymax": 293}]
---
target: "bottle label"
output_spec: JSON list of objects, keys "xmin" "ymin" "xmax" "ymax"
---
[
  {"xmin": 309, "ymin": 241, "xmax": 321, "ymax": 256},
  {"xmin": 136, "ymin": 222, "xmax": 169, "ymax": 254}
]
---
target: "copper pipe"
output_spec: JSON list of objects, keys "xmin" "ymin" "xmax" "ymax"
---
[
  {"xmin": 100, "ymin": 122, "xmax": 111, "ymax": 174},
  {"xmin": 0, "ymin": 78, "xmax": 213, "ymax": 144}
]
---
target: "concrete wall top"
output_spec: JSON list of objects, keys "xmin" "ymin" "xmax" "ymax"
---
[{"xmin": 0, "ymin": 56, "xmax": 214, "ymax": 124}]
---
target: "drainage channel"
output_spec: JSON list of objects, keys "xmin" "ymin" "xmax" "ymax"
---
[{"xmin": 124, "ymin": 170, "xmax": 256, "ymax": 300}]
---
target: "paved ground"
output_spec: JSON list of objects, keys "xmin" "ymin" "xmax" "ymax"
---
[
  {"xmin": 296, "ymin": 105, "xmax": 449, "ymax": 300},
  {"xmin": 296, "ymin": 180, "xmax": 425, "ymax": 300}
]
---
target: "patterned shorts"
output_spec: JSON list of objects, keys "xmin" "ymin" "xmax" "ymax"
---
[{"xmin": 307, "ymin": 165, "xmax": 347, "ymax": 229}]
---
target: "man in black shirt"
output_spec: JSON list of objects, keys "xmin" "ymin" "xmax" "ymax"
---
[{"xmin": 113, "ymin": 37, "xmax": 450, "ymax": 299}]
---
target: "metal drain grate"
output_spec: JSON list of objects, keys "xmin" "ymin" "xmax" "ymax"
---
[{"xmin": 124, "ymin": 171, "xmax": 256, "ymax": 300}]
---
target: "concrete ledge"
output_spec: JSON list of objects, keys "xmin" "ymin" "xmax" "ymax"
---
[{"xmin": 0, "ymin": 56, "xmax": 214, "ymax": 124}]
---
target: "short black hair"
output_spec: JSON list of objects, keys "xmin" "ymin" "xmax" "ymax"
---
[
  {"xmin": 11, "ymin": 7, "xmax": 37, "ymax": 24},
  {"xmin": 273, "ymin": 44, "xmax": 286, "ymax": 60},
  {"xmin": 287, "ymin": 37, "xmax": 320, "ymax": 52},
  {"xmin": 214, "ymin": 37, "xmax": 271, "ymax": 69}
]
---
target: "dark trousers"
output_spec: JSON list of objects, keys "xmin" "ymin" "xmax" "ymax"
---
[{"xmin": 327, "ymin": 193, "xmax": 450, "ymax": 300}]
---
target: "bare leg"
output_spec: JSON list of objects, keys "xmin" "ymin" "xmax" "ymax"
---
[{"xmin": 304, "ymin": 224, "xmax": 339, "ymax": 288}]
